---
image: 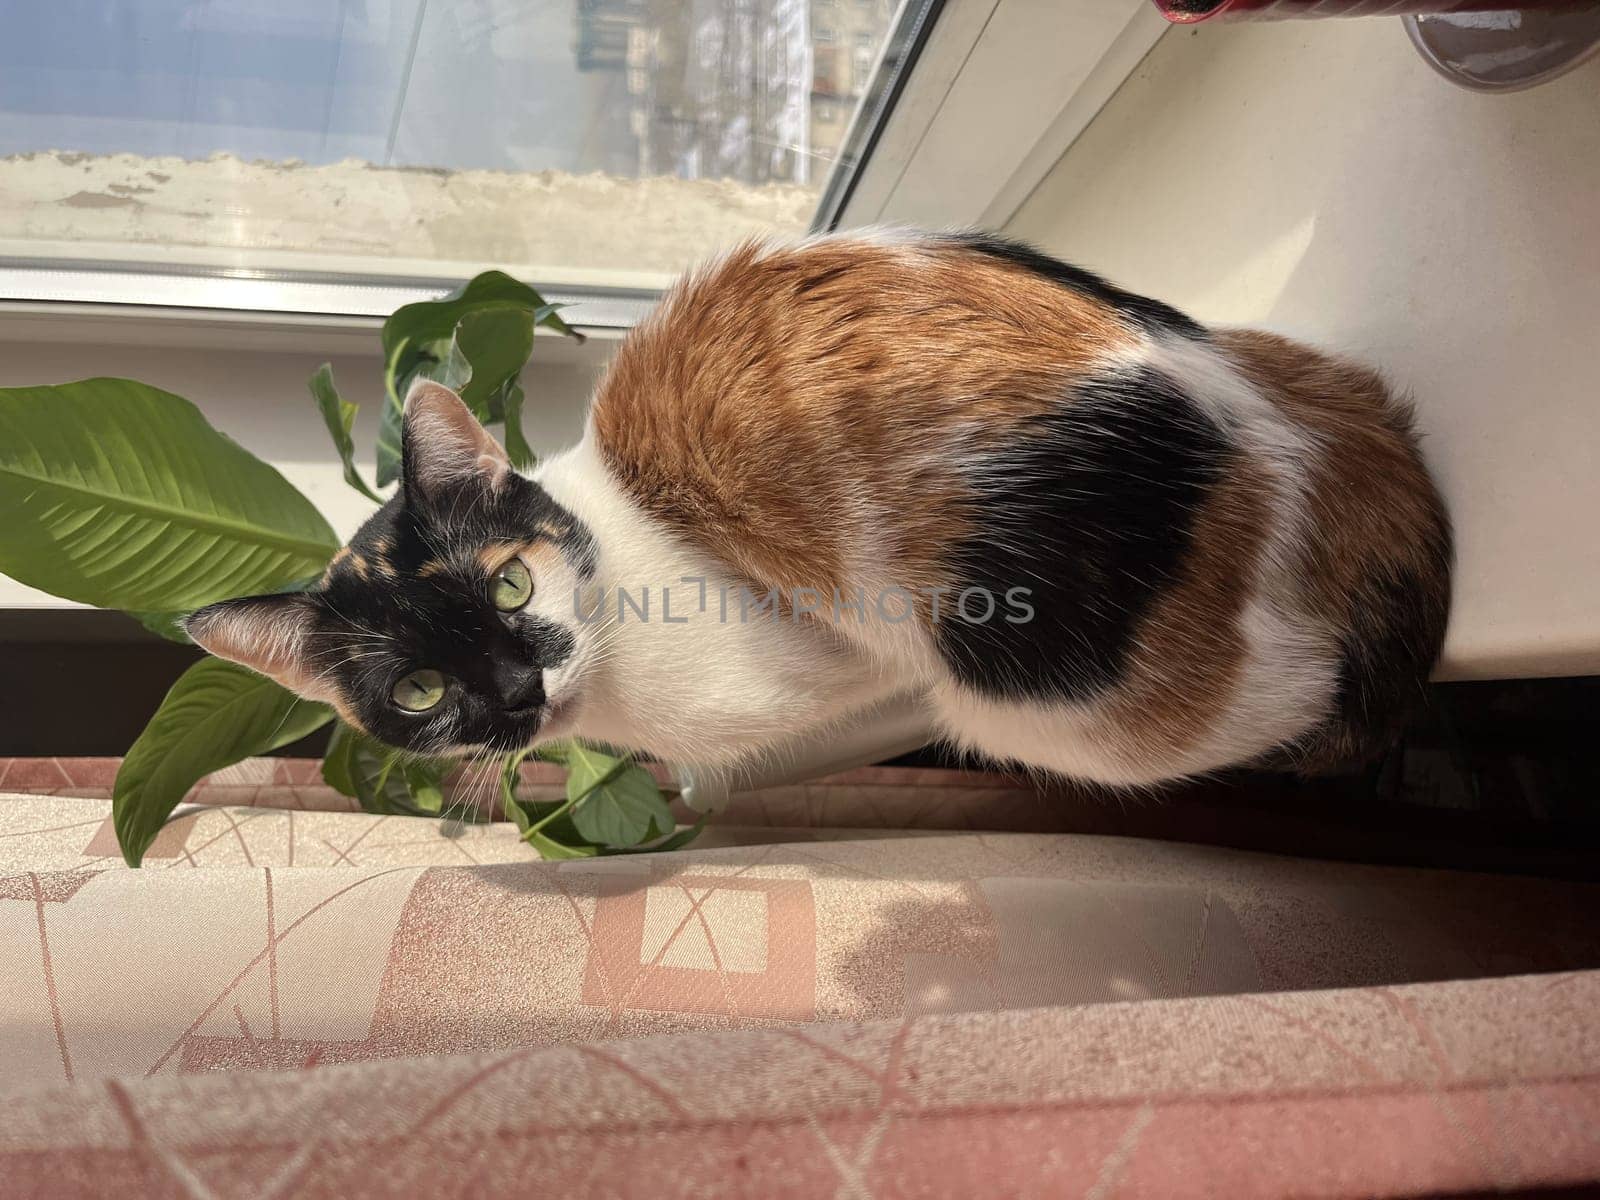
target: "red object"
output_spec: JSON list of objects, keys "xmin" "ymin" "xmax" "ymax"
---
[{"xmin": 1154, "ymin": 0, "xmax": 1575, "ymax": 22}]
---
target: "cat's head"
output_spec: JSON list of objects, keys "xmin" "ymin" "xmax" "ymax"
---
[{"xmin": 185, "ymin": 381, "xmax": 598, "ymax": 756}]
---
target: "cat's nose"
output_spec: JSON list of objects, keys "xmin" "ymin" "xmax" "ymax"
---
[{"xmin": 494, "ymin": 664, "xmax": 545, "ymax": 715}]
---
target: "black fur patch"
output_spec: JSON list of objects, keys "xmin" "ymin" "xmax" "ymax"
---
[
  {"xmin": 558, "ymin": 519, "xmax": 599, "ymax": 582},
  {"xmin": 1334, "ymin": 567, "xmax": 1432, "ymax": 740},
  {"xmin": 947, "ymin": 232, "xmax": 1208, "ymax": 341},
  {"xmin": 936, "ymin": 366, "xmax": 1232, "ymax": 702},
  {"xmin": 1303, "ymin": 546, "xmax": 1451, "ymax": 771}
]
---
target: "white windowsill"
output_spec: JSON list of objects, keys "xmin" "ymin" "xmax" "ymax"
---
[{"xmin": 0, "ymin": 261, "xmax": 660, "ymax": 331}]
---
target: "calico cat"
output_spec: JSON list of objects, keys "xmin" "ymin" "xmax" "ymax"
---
[{"xmin": 187, "ymin": 232, "xmax": 1452, "ymax": 788}]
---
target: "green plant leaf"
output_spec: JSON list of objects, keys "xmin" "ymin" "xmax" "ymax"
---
[
  {"xmin": 533, "ymin": 741, "xmax": 571, "ymax": 767},
  {"xmin": 565, "ymin": 745, "xmax": 675, "ymax": 848},
  {"xmin": 309, "ymin": 364, "xmax": 383, "ymax": 503},
  {"xmin": 611, "ymin": 816, "xmax": 708, "ymax": 855},
  {"xmin": 525, "ymin": 830, "xmax": 600, "ymax": 860},
  {"xmin": 375, "ymin": 272, "xmax": 580, "ymax": 485},
  {"xmin": 500, "ymin": 743, "xmax": 701, "ymax": 860},
  {"xmin": 113, "ymin": 659, "xmax": 331, "ymax": 866},
  {"xmin": 422, "ymin": 306, "xmax": 540, "ymax": 469},
  {"xmin": 0, "ymin": 378, "xmax": 339, "ymax": 611},
  {"xmin": 497, "ymin": 379, "xmax": 536, "ymax": 471},
  {"xmin": 409, "ymin": 768, "xmax": 447, "ymax": 815},
  {"xmin": 322, "ymin": 722, "xmax": 450, "ymax": 817},
  {"xmin": 502, "ymin": 749, "xmax": 596, "ymax": 848},
  {"xmin": 374, "ymin": 330, "xmax": 456, "ymax": 487},
  {"xmin": 320, "ymin": 722, "xmax": 362, "ymax": 798},
  {"xmin": 529, "ymin": 302, "xmax": 576, "ymax": 339},
  {"xmin": 451, "ymin": 306, "xmax": 536, "ymax": 417},
  {"xmin": 500, "ymin": 747, "xmax": 536, "ymax": 828},
  {"xmin": 382, "ymin": 272, "xmax": 569, "ymax": 366},
  {"xmin": 504, "ymin": 795, "xmax": 531, "ymax": 834},
  {"xmin": 375, "ymin": 337, "xmax": 411, "ymax": 489},
  {"xmin": 400, "ymin": 307, "xmax": 534, "ymax": 468}
]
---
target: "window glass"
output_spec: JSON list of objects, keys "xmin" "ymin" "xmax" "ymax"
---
[{"xmin": 0, "ymin": 0, "xmax": 903, "ymax": 287}]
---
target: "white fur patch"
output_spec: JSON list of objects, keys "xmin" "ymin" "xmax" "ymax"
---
[{"xmin": 534, "ymin": 436, "xmax": 904, "ymax": 775}]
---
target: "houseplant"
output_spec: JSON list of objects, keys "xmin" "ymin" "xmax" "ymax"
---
[{"xmin": 0, "ymin": 272, "xmax": 701, "ymax": 865}]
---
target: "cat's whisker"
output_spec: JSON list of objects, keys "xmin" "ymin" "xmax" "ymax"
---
[{"xmin": 462, "ymin": 751, "xmax": 495, "ymax": 822}]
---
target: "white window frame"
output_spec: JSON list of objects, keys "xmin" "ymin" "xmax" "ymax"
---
[
  {"xmin": 816, "ymin": 0, "xmax": 1170, "ymax": 234},
  {"xmin": 0, "ymin": 257, "xmax": 659, "ymax": 330}
]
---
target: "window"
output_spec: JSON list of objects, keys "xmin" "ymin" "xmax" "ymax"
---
[
  {"xmin": 853, "ymin": 36, "xmax": 880, "ymax": 91},
  {"xmin": 0, "ymin": 0, "xmax": 917, "ymax": 303}
]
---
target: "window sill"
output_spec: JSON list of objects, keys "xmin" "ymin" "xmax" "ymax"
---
[{"xmin": 0, "ymin": 256, "xmax": 660, "ymax": 332}]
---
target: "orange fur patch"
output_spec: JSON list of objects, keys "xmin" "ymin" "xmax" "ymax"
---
[
  {"xmin": 1102, "ymin": 460, "xmax": 1272, "ymax": 761},
  {"xmin": 478, "ymin": 533, "xmax": 566, "ymax": 584},
  {"xmin": 321, "ymin": 546, "xmax": 353, "ymax": 583},
  {"xmin": 477, "ymin": 543, "xmax": 521, "ymax": 576},
  {"xmin": 592, "ymin": 237, "xmax": 1138, "ymax": 604},
  {"xmin": 370, "ymin": 536, "xmax": 398, "ymax": 578}
]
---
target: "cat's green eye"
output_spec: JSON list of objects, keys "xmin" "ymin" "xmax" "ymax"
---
[
  {"xmin": 391, "ymin": 669, "xmax": 447, "ymax": 713},
  {"xmin": 490, "ymin": 558, "xmax": 533, "ymax": 612}
]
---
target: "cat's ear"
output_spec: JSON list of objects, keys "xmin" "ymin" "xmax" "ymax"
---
[
  {"xmin": 401, "ymin": 379, "xmax": 511, "ymax": 501},
  {"xmin": 184, "ymin": 593, "xmax": 335, "ymax": 703}
]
